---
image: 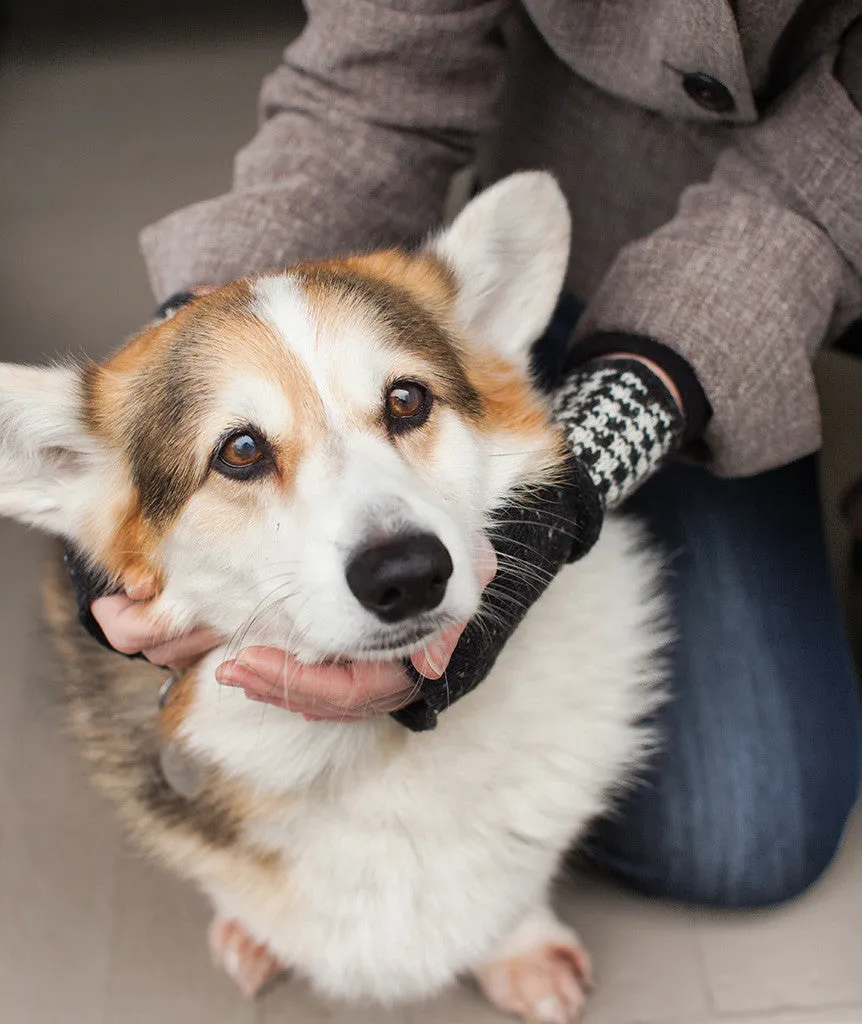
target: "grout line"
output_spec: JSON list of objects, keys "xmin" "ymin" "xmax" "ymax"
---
[
  {"xmin": 699, "ymin": 999, "xmax": 862, "ymax": 1023},
  {"xmin": 634, "ymin": 1005, "xmax": 862, "ymax": 1024}
]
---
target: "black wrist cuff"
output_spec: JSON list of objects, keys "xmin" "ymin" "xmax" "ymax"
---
[
  {"xmin": 63, "ymin": 547, "xmax": 141, "ymax": 658},
  {"xmin": 836, "ymin": 17, "xmax": 862, "ymax": 112},
  {"xmin": 566, "ymin": 332, "xmax": 712, "ymax": 446}
]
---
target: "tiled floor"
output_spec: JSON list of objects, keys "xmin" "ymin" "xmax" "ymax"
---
[{"xmin": 1, "ymin": 21, "xmax": 861, "ymax": 1024}]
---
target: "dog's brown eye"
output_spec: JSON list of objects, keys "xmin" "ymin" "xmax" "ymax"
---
[
  {"xmin": 386, "ymin": 381, "xmax": 431, "ymax": 433},
  {"xmin": 221, "ymin": 434, "xmax": 262, "ymax": 467},
  {"xmin": 214, "ymin": 431, "xmax": 271, "ymax": 480}
]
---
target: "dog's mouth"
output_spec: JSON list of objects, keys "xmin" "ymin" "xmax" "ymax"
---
[
  {"xmin": 349, "ymin": 616, "xmax": 457, "ymax": 659},
  {"xmin": 268, "ymin": 613, "xmax": 460, "ymax": 667}
]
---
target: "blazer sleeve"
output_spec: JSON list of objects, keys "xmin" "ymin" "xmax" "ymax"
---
[
  {"xmin": 573, "ymin": 45, "xmax": 862, "ymax": 477},
  {"xmin": 140, "ymin": 0, "xmax": 509, "ymax": 303}
]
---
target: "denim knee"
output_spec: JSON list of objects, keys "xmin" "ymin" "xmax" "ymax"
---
[
  {"xmin": 659, "ymin": 786, "xmax": 857, "ymax": 910},
  {"xmin": 584, "ymin": 733, "xmax": 860, "ymax": 909}
]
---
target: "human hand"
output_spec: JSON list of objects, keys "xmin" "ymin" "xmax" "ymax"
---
[
  {"xmin": 84, "ymin": 537, "xmax": 495, "ymax": 719},
  {"xmin": 92, "ymin": 594, "xmax": 463, "ymax": 717},
  {"xmin": 91, "ymin": 578, "xmax": 220, "ymax": 672}
]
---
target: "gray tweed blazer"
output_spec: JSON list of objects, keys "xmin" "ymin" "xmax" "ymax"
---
[{"xmin": 140, "ymin": 0, "xmax": 862, "ymax": 476}]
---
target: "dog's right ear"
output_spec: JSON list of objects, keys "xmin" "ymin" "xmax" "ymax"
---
[
  {"xmin": 428, "ymin": 172, "xmax": 571, "ymax": 371},
  {"xmin": 0, "ymin": 363, "xmax": 100, "ymax": 535}
]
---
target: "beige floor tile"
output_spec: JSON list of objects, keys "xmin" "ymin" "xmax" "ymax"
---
[
  {"xmin": 406, "ymin": 983, "xmax": 520, "ymax": 1024},
  {"xmin": 261, "ymin": 977, "xmax": 417, "ymax": 1024},
  {"xmin": 695, "ymin": 805, "xmax": 862, "ymax": 1017},
  {"xmin": 557, "ymin": 873, "xmax": 711, "ymax": 1024},
  {"xmin": 0, "ymin": 524, "xmax": 120, "ymax": 1024},
  {"xmin": 709, "ymin": 1011, "xmax": 862, "ymax": 1024},
  {"xmin": 0, "ymin": 522, "xmax": 43, "ymax": 795},
  {"xmin": 104, "ymin": 853, "xmax": 255, "ymax": 1024}
]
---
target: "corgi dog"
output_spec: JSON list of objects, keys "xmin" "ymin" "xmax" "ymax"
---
[{"xmin": 0, "ymin": 173, "xmax": 665, "ymax": 1024}]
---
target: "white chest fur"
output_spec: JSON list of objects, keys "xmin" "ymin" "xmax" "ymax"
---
[{"xmin": 179, "ymin": 516, "xmax": 666, "ymax": 1004}]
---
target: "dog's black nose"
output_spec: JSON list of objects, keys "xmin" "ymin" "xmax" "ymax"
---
[{"xmin": 346, "ymin": 534, "xmax": 453, "ymax": 623}]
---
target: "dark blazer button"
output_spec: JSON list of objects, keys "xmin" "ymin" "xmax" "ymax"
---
[{"xmin": 682, "ymin": 72, "xmax": 736, "ymax": 113}]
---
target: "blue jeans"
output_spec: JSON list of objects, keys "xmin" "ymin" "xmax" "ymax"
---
[
  {"xmin": 584, "ymin": 458, "xmax": 861, "ymax": 907},
  {"xmin": 540, "ymin": 299, "xmax": 861, "ymax": 908}
]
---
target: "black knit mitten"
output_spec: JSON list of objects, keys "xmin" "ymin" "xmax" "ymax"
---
[
  {"xmin": 64, "ymin": 547, "xmax": 132, "ymax": 653},
  {"xmin": 393, "ymin": 356, "xmax": 686, "ymax": 731}
]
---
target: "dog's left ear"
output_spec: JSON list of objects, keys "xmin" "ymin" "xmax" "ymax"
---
[
  {"xmin": 428, "ymin": 172, "xmax": 571, "ymax": 369},
  {"xmin": 0, "ymin": 363, "xmax": 100, "ymax": 535}
]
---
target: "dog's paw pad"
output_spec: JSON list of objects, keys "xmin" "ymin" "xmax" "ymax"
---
[
  {"xmin": 476, "ymin": 939, "xmax": 593, "ymax": 1024},
  {"xmin": 208, "ymin": 915, "xmax": 286, "ymax": 999}
]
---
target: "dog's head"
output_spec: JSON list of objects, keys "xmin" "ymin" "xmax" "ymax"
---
[{"xmin": 0, "ymin": 173, "xmax": 570, "ymax": 661}]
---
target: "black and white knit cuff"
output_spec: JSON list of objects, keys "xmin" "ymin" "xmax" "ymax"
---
[{"xmin": 552, "ymin": 357, "xmax": 685, "ymax": 510}]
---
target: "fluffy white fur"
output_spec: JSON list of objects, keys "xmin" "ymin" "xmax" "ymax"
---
[
  {"xmin": 0, "ymin": 173, "xmax": 667, "ymax": 1021},
  {"xmin": 186, "ymin": 516, "xmax": 664, "ymax": 1005}
]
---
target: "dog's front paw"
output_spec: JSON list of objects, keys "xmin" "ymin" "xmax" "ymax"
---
[
  {"xmin": 474, "ymin": 907, "xmax": 592, "ymax": 1024},
  {"xmin": 208, "ymin": 915, "xmax": 287, "ymax": 999}
]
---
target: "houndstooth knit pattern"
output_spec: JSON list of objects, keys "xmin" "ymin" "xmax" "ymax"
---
[{"xmin": 552, "ymin": 357, "xmax": 685, "ymax": 510}]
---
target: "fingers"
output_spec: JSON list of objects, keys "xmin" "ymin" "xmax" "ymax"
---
[
  {"xmin": 141, "ymin": 627, "xmax": 222, "ymax": 671},
  {"xmin": 123, "ymin": 572, "xmax": 158, "ymax": 602},
  {"xmin": 91, "ymin": 593, "xmax": 219, "ymax": 670},
  {"xmin": 118, "ymin": 529, "xmax": 501, "ymax": 716},
  {"xmin": 92, "ymin": 594, "xmax": 175, "ymax": 655},
  {"xmin": 475, "ymin": 532, "xmax": 498, "ymax": 587},
  {"xmin": 410, "ymin": 624, "xmax": 464, "ymax": 680},
  {"xmin": 216, "ymin": 649, "xmax": 416, "ymax": 720},
  {"xmin": 410, "ymin": 533, "xmax": 498, "ymax": 679}
]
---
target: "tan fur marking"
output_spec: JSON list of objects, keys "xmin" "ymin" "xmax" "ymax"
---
[
  {"xmin": 467, "ymin": 350, "xmax": 547, "ymax": 438},
  {"xmin": 84, "ymin": 278, "xmax": 327, "ymax": 561},
  {"xmin": 464, "ymin": 346, "xmax": 569, "ymax": 487},
  {"xmin": 98, "ymin": 491, "xmax": 164, "ymax": 589},
  {"xmin": 194, "ymin": 288, "xmax": 325, "ymax": 439},
  {"xmin": 157, "ymin": 283, "xmax": 326, "ymax": 500},
  {"xmin": 297, "ymin": 254, "xmax": 482, "ymax": 427},
  {"xmin": 158, "ymin": 667, "xmax": 198, "ymax": 740},
  {"xmin": 299, "ymin": 250, "xmax": 457, "ymax": 318}
]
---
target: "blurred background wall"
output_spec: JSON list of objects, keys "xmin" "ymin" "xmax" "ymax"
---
[
  {"xmin": 0, "ymin": 1, "xmax": 305, "ymax": 367},
  {"xmin": 2, "ymin": 0, "xmax": 303, "ymax": 48}
]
